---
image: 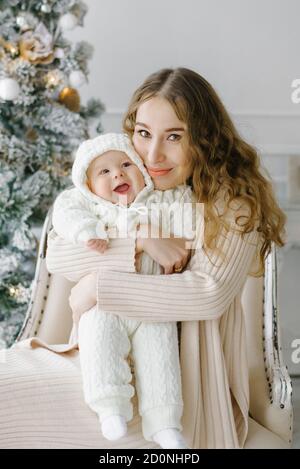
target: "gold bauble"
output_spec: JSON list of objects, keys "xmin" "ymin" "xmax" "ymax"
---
[{"xmin": 58, "ymin": 87, "xmax": 80, "ymax": 112}]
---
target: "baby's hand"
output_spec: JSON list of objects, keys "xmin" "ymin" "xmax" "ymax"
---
[{"xmin": 86, "ymin": 238, "xmax": 109, "ymax": 253}]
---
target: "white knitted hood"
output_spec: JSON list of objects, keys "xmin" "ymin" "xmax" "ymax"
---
[{"xmin": 72, "ymin": 132, "xmax": 153, "ymax": 208}]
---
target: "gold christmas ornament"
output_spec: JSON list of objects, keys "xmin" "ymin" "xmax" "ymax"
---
[{"xmin": 58, "ymin": 87, "xmax": 80, "ymax": 112}]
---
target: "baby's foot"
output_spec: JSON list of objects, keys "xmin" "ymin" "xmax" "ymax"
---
[
  {"xmin": 152, "ymin": 428, "xmax": 190, "ymax": 449},
  {"xmin": 100, "ymin": 415, "xmax": 127, "ymax": 441}
]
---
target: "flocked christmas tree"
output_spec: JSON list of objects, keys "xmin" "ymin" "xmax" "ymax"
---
[{"xmin": 0, "ymin": 0, "xmax": 104, "ymax": 348}]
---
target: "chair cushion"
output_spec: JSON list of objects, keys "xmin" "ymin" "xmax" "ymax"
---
[
  {"xmin": 245, "ymin": 418, "xmax": 290, "ymax": 449},
  {"xmin": 0, "ymin": 344, "xmax": 290, "ymax": 449}
]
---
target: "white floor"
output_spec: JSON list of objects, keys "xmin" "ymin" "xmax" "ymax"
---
[{"xmin": 292, "ymin": 377, "xmax": 300, "ymax": 448}]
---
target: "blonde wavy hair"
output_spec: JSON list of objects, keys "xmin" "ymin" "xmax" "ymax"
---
[{"xmin": 122, "ymin": 67, "xmax": 286, "ymax": 276}]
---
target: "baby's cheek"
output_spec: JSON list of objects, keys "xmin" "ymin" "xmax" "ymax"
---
[
  {"xmin": 138, "ymin": 172, "xmax": 147, "ymax": 189},
  {"xmin": 130, "ymin": 169, "xmax": 145, "ymax": 190}
]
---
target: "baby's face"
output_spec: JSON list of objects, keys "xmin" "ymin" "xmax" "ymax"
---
[{"xmin": 86, "ymin": 150, "xmax": 145, "ymax": 205}]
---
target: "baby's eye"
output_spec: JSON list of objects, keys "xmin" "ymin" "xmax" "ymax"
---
[
  {"xmin": 99, "ymin": 169, "xmax": 109, "ymax": 175},
  {"xmin": 122, "ymin": 161, "xmax": 132, "ymax": 168}
]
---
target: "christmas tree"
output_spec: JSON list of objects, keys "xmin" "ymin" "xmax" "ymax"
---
[{"xmin": 0, "ymin": 0, "xmax": 104, "ymax": 348}]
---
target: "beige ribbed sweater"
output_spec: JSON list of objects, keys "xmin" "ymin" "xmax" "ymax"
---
[{"xmin": 3, "ymin": 197, "xmax": 262, "ymax": 449}]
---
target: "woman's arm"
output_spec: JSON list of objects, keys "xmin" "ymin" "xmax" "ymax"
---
[
  {"xmin": 46, "ymin": 228, "xmax": 137, "ymax": 282},
  {"xmin": 97, "ymin": 228, "xmax": 260, "ymax": 322},
  {"xmin": 47, "ymin": 219, "xmax": 191, "ymax": 283},
  {"xmin": 96, "ymin": 202, "xmax": 262, "ymax": 322},
  {"xmin": 68, "ymin": 229, "xmax": 192, "ymax": 322}
]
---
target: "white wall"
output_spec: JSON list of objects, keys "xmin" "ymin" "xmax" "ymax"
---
[{"xmin": 66, "ymin": 0, "xmax": 300, "ymax": 153}]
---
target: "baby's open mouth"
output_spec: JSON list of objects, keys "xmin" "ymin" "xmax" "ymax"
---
[{"xmin": 113, "ymin": 183, "xmax": 130, "ymax": 194}]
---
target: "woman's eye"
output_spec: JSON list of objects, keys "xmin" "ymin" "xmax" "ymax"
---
[
  {"xmin": 136, "ymin": 129, "xmax": 181, "ymax": 141},
  {"xmin": 137, "ymin": 129, "xmax": 150, "ymax": 138},
  {"xmin": 168, "ymin": 134, "xmax": 181, "ymax": 141},
  {"xmin": 99, "ymin": 169, "xmax": 109, "ymax": 175}
]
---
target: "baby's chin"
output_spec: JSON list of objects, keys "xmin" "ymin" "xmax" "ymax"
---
[{"xmin": 113, "ymin": 191, "xmax": 136, "ymax": 206}]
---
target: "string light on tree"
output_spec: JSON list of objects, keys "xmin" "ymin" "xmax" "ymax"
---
[
  {"xmin": 8, "ymin": 284, "xmax": 30, "ymax": 304},
  {"xmin": 45, "ymin": 69, "xmax": 64, "ymax": 88},
  {"xmin": 0, "ymin": 37, "xmax": 19, "ymax": 58},
  {"xmin": 8, "ymin": 285, "xmax": 18, "ymax": 298}
]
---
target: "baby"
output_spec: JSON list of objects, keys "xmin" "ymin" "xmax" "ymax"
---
[{"xmin": 52, "ymin": 133, "xmax": 195, "ymax": 449}]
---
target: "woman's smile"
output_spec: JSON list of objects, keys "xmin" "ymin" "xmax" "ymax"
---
[{"xmin": 147, "ymin": 167, "xmax": 174, "ymax": 177}]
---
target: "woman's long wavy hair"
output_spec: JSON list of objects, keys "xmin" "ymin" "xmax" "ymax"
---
[{"xmin": 122, "ymin": 67, "xmax": 286, "ymax": 276}]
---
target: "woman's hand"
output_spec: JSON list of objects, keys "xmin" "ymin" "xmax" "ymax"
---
[
  {"xmin": 86, "ymin": 238, "xmax": 109, "ymax": 253},
  {"xmin": 69, "ymin": 272, "xmax": 97, "ymax": 324},
  {"xmin": 136, "ymin": 225, "xmax": 192, "ymax": 275}
]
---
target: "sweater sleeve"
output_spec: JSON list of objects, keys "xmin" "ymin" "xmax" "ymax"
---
[
  {"xmin": 97, "ymin": 202, "xmax": 262, "ymax": 322},
  {"xmin": 52, "ymin": 188, "xmax": 108, "ymax": 244},
  {"xmin": 46, "ymin": 228, "xmax": 137, "ymax": 282}
]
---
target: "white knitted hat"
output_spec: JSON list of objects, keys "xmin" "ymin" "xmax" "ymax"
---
[{"xmin": 72, "ymin": 132, "xmax": 153, "ymax": 205}]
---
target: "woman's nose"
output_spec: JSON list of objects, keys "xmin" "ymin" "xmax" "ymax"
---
[{"xmin": 147, "ymin": 140, "xmax": 165, "ymax": 164}]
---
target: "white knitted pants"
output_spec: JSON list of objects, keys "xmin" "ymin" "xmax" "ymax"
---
[{"xmin": 78, "ymin": 305, "xmax": 184, "ymax": 441}]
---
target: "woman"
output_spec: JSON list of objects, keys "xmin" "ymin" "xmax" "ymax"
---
[{"xmin": 15, "ymin": 68, "xmax": 287, "ymax": 448}]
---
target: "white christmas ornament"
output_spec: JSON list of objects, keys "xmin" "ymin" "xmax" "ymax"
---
[
  {"xmin": 54, "ymin": 48, "xmax": 65, "ymax": 59},
  {"xmin": 59, "ymin": 13, "xmax": 78, "ymax": 31},
  {"xmin": 0, "ymin": 78, "xmax": 20, "ymax": 101},
  {"xmin": 69, "ymin": 70, "xmax": 86, "ymax": 88}
]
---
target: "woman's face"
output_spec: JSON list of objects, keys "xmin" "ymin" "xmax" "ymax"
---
[{"xmin": 132, "ymin": 96, "xmax": 192, "ymax": 190}]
